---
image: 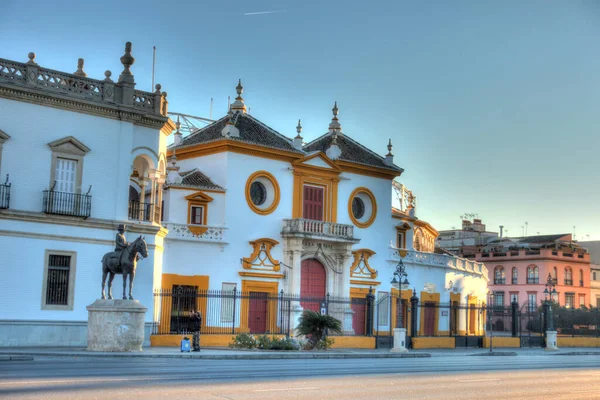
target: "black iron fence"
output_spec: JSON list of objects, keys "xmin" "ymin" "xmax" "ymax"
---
[
  {"xmin": 152, "ymin": 288, "xmax": 372, "ymax": 337},
  {"xmin": 42, "ymin": 190, "xmax": 91, "ymax": 218},
  {"xmin": 0, "ymin": 181, "xmax": 10, "ymax": 209},
  {"xmin": 128, "ymin": 200, "xmax": 153, "ymax": 222},
  {"xmin": 553, "ymin": 307, "xmax": 600, "ymax": 337}
]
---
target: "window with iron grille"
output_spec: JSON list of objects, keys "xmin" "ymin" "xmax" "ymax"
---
[
  {"xmin": 377, "ymin": 292, "xmax": 390, "ymax": 326},
  {"xmin": 221, "ymin": 283, "xmax": 236, "ymax": 323},
  {"xmin": 42, "ymin": 251, "xmax": 76, "ymax": 310},
  {"xmin": 565, "ymin": 293, "xmax": 575, "ymax": 308}
]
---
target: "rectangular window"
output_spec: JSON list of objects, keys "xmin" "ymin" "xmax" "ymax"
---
[
  {"xmin": 527, "ymin": 293, "xmax": 537, "ymax": 312},
  {"xmin": 510, "ymin": 293, "xmax": 518, "ymax": 303},
  {"xmin": 565, "ymin": 293, "xmax": 575, "ymax": 308},
  {"xmin": 42, "ymin": 251, "xmax": 76, "ymax": 310},
  {"xmin": 397, "ymin": 232, "xmax": 405, "ymax": 248},
  {"xmin": 302, "ymin": 185, "xmax": 324, "ymax": 221},
  {"xmin": 494, "ymin": 292, "xmax": 504, "ymax": 311},
  {"xmin": 190, "ymin": 205, "xmax": 204, "ymax": 225},
  {"xmin": 579, "ymin": 295, "xmax": 585, "ymax": 307},
  {"xmin": 221, "ymin": 283, "xmax": 236, "ymax": 323},
  {"xmin": 377, "ymin": 292, "xmax": 390, "ymax": 326}
]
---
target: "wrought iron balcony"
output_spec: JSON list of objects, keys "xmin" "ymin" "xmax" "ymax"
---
[
  {"xmin": 526, "ymin": 278, "xmax": 539, "ymax": 284},
  {"xmin": 281, "ymin": 218, "xmax": 357, "ymax": 242},
  {"xmin": 128, "ymin": 201, "xmax": 154, "ymax": 222},
  {"xmin": 0, "ymin": 175, "xmax": 10, "ymax": 209},
  {"xmin": 564, "ymin": 279, "xmax": 573, "ymax": 286},
  {"xmin": 42, "ymin": 190, "xmax": 91, "ymax": 218},
  {"xmin": 493, "ymin": 278, "xmax": 506, "ymax": 285}
]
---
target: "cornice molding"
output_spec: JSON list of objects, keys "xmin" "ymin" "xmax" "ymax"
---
[{"xmin": 0, "ymin": 85, "xmax": 170, "ymax": 130}]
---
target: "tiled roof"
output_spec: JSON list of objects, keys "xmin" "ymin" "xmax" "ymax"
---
[
  {"xmin": 172, "ymin": 113, "xmax": 303, "ymax": 154},
  {"xmin": 303, "ymin": 132, "xmax": 403, "ymax": 172},
  {"xmin": 511, "ymin": 234, "xmax": 571, "ymax": 244},
  {"xmin": 167, "ymin": 169, "xmax": 224, "ymax": 191}
]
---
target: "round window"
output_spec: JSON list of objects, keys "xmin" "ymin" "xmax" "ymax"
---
[
  {"xmin": 250, "ymin": 181, "xmax": 267, "ymax": 206},
  {"xmin": 352, "ymin": 197, "xmax": 365, "ymax": 219}
]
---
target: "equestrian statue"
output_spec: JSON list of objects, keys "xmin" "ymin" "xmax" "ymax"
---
[{"xmin": 101, "ymin": 224, "xmax": 149, "ymax": 300}]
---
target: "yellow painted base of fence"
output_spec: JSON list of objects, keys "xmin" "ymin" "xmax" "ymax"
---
[
  {"xmin": 482, "ymin": 337, "xmax": 521, "ymax": 348},
  {"xmin": 411, "ymin": 337, "xmax": 455, "ymax": 349},
  {"xmin": 330, "ymin": 336, "xmax": 375, "ymax": 349},
  {"xmin": 557, "ymin": 337, "xmax": 600, "ymax": 347},
  {"xmin": 151, "ymin": 335, "xmax": 236, "ymax": 347}
]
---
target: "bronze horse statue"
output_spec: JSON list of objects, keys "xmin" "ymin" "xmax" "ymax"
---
[{"xmin": 101, "ymin": 235, "xmax": 149, "ymax": 300}]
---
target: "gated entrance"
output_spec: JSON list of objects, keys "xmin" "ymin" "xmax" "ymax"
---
[
  {"xmin": 519, "ymin": 304, "xmax": 545, "ymax": 347},
  {"xmin": 248, "ymin": 292, "xmax": 268, "ymax": 333}
]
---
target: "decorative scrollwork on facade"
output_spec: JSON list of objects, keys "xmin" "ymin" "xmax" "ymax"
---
[
  {"xmin": 242, "ymin": 238, "xmax": 281, "ymax": 272},
  {"xmin": 350, "ymin": 249, "xmax": 377, "ymax": 279}
]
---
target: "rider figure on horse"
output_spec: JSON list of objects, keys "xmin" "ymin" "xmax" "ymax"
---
[{"xmin": 114, "ymin": 224, "xmax": 129, "ymax": 267}]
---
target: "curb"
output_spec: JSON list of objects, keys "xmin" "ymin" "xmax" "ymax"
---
[
  {"xmin": 0, "ymin": 352, "xmax": 431, "ymax": 360},
  {"xmin": 469, "ymin": 352, "xmax": 517, "ymax": 357},
  {"xmin": 551, "ymin": 352, "xmax": 600, "ymax": 356},
  {"xmin": 0, "ymin": 355, "xmax": 34, "ymax": 361}
]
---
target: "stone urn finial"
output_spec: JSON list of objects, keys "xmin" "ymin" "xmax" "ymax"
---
[
  {"xmin": 387, "ymin": 138, "xmax": 393, "ymax": 156},
  {"xmin": 104, "ymin": 70, "xmax": 113, "ymax": 82},
  {"xmin": 328, "ymin": 101, "xmax": 342, "ymax": 132},
  {"xmin": 118, "ymin": 42, "xmax": 135, "ymax": 84},
  {"xmin": 73, "ymin": 58, "xmax": 87, "ymax": 77},
  {"xmin": 26, "ymin": 52, "xmax": 38, "ymax": 66},
  {"xmin": 296, "ymin": 119, "xmax": 303, "ymax": 138}
]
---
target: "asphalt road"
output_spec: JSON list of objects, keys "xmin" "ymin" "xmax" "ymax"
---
[{"xmin": 1, "ymin": 355, "xmax": 600, "ymax": 399}]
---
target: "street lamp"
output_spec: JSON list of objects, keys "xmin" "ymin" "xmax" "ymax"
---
[
  {"xmin": 488, "ymin": 291, "xmax": 494, "ymax": 353},
  {"xmin": 543, "ymin": 273, "xmax": 557, "ymax": 332},
  {"xmin": 390, "ymin": 258, "xmax": 410, "ymax": 328}
]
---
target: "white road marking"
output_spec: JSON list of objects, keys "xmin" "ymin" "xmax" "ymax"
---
[
  {"xmin": 253, "ymin": 387, "xmax": 320, "ymax": 392},
  {"xmin": 456, "ymin": 378, "xmax": 501, "ymax": 383}
]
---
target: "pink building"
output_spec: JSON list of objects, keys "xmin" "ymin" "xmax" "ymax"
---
[{"xmin": 462, "ymin": 234, "xmax": 591, "ymax": 310}]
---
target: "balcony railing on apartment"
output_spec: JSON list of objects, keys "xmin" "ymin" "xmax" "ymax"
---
[
  {"xmin": 564, "ymin": 279, "xmax": 573, "ymax": 286},
  {"xmin": 42, "ymin": 190, "xmax": 91, "ymax": 218},
  {"xmin": 281, "ymin": 218, "xmax": 356, "ymax": 242},
  {"xmin": 580, "ymin": 280, "xmax": 584, "ymax": 287},
  {"xmin": 494, "ymin": 278, "xmax": 506, "ymax": 285},
  {"xmin": 0, "ymin": 175, "xmax": 10, "ymax": 209},
  {"xmin": 128, "ymin": 201, "xmax": 154, "ymax": 222},
  {"xmin": 527, "ymin": 277, "xmax": 539, "ymax": 284}
]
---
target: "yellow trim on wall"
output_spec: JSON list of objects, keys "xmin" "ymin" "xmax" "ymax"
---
[
  {"xmin": 348, "ymin": 187, "xmax": 378, "ymax": 228},
  {"xmin": 467, "ymin": 295, "xmax": 481, "ymax": 335},
  {"xmin": 241, "ymin": 238, "xmax": 281, "ymax": 271},
  {"xmin": 483, "ymin": 337, "xmax": 520, "ymax": 348},
  {"xmin": 557, "ymin": 337, "xmax": 600, "ymax": 347},
  {"xmin": 419, "ymin": 292, "xmax": 441, "ymax": 336},
  {"xmin": 245, "ymin": 171, "xmax": 281, "ymax": 215},
  {"xmin": 412, "ymin": 337, "xmax": 455, "ymax": 349},
  {"xmin": 159, "ymin": 274, "xmax": 210, "ymax": 335},
  {"xmin": 240, "ymin": 280, "xmax": 279, "ymax": 333},
  {"xmin": 350, "ymin": 249, "xmax": 378, "ymax": 279},
  {"xmin": 239, "ymin": 271, "xmax": 285, "ymax": 279},
  {"xmin": 330, "ymin": 336, "xmax": 375, "ymax": 349},
  {"xmin": 350, "ymin": 280, "xmax": 381, "ymax": 286}
]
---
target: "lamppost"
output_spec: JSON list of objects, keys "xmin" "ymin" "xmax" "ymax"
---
[
  {"xmin": 488, "ymin": 291, "xmax": 494, "ymax": 353},
  {"xmin": 390, "ymin": 258, "xmax": 410, "ymax": 329},
  {"xmin": 543, "ymin": 273, "xmax": 557, "ymax": 331},
  {"xmin": 390, "ymin": 256, "xmax": 410, "ymax": 352}
]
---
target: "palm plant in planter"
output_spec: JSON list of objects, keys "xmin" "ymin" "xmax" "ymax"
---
[{"xmin": 295, "ymin": 310, "xmax": 342, "ymax": 350}]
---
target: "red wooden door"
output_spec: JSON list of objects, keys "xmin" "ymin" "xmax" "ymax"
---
[
  {"xmin": 352, "ymin": 298, "xmax": 366, "ymax": 335},
  {"xmin": 424, "ymin": 302, "xmax": 436, "ymax": 336},
  {"xmin": 300, "ymin": 259, "xmax": 326, "ymax": 312},
  {"xmin": 248, "ymin": 292, "xmax": 268, "ymax": 333},
  {"xmin": 303, "ymin": 185, "xmax": 324, "ymax": 221}
]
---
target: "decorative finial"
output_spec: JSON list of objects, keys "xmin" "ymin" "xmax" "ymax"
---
[
  {"xmin": 236, "ymin": 79, "xmax": 243, "ymax": 98},
  {"xmin": 296, "ymin": 119, "xmax": 303, "ymax": 138},
  {"xmin": 231, "ymin": 79, "xmax": 247, "ymax": 113},
  {"xmin": 27, "ymin": 52, "xmax": 38, "ymax": 66},
  {"xmin": 104, "ymin": 70, "xmax": 113, "ymax": 82},
  {"xmin": 154, "ymin": 84, "xmax": 162, "ymax": 94},
  {"xmin": 384, "ymin": 138, "xmax": 394, "ymax": 166},
  {"xmin": 118, "ymin": 41, "xmax": 135, "ymax": 84},
  {"xmin": 176, "ymin": 120, "xmax": 181, "ymax": 132},
  {"xmin": 328, "ymin": 101, "xmax": 342, "ymax": 132},
  {"xmin": 387, "ymin": 139, "xmax": 393, "ymax": 156},
  {"xmin": 73, "ymin": 58, "xmax": 86, "ymax": 77}
]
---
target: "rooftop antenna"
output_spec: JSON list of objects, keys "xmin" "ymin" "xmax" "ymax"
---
[
  {"xmin": 573, "ymin": 226, "xmax": 576, "ymax": 240},
  {"xmin": 151, "ymin": 46, "xmax": 156, "ymax": 91},
  {"xmin": 525, "ymin": 221, "xmax": 528, "ymax": 236},
  {"xmin": 228, "ymin": 95, "xmax": 231, "ymax": 111},
  {"xmin": 209, "ymin": 98, "xmax": 213, "ymax": 120}
]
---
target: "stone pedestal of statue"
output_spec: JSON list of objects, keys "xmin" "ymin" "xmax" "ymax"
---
[{"xmin": 86, "ymin": 299, "xmax": 147, "ymax": 352}]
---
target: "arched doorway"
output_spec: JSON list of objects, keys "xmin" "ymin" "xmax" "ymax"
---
[{"xmin": 300, "ymin": 258, "xmax": 326, "ymax": 312}]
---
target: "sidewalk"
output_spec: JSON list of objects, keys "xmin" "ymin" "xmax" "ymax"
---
[{"xmin": 1, "ymin": 346, "xmax": 600, "ymax": 361}]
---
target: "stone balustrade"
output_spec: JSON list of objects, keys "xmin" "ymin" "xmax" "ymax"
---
[
  {"xmin": 281, "ymin": 218, "xmax": 357, "ymax": 242},
  {"xmin": 0, "ymin": 44, "xmax": 168, "ymax": 118},
  {"xmin": 389, "ymin": 247, "xmax": 489, "ymax": 279},
  {"xmin": 163, "ymin": 223, "xmax": 226, "ymax": 242}
]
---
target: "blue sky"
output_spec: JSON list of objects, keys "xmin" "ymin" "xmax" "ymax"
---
[{"xmin": 2, "ymin": 0, "xmax": 599, "ymax": 239}]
